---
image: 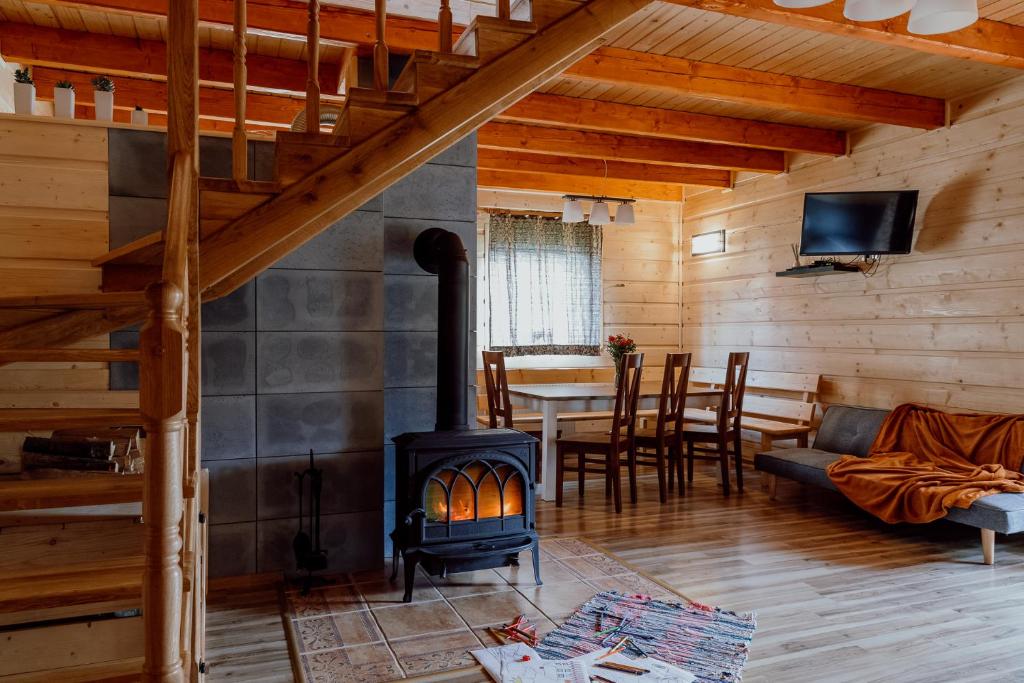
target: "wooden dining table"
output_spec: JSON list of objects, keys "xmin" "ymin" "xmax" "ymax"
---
[{"xmin": 507, "ymin": 382, "xmax": 726, "ymax": 501}]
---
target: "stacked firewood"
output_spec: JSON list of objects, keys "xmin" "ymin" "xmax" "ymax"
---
[{"xmin": 14, "ymin": 428, "xmax": 144, "ymax": 475}]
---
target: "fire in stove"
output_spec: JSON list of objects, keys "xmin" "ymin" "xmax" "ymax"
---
[{"xmin": 425, "ymin": 462, "xmax": 525, "ymax": 523}]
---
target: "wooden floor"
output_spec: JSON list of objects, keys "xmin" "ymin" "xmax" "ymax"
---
[{"xmin": 206, "ymin": 468, "xmax": 1024, "ymax": 682}]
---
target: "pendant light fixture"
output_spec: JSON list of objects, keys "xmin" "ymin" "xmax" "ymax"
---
[
  {"xmin": 561, "ymin": 197, "xmax": 585, "ymax": 224},
  {"xmin": 614, "ymin": 201, "xmax": 636, "ymax": 226},
  {"xmin": 588, "ymin": 199, "xmax": 612, "ymax": 226},
  {"xmin": 843, "ymin": 0, "xmax": 917, "ymax": 21},
  {"xmin": 908, "ymin": 0, "xmax": 978, "ymax": 34}
]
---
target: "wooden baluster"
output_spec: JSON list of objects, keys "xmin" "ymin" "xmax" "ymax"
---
[
  {"xmin": 140, "ymin": 282, "xmax": 187, "ymax": 683},
  {"xmin": 306, "ymin": 0, "xmax": 320, "ymax": 131},
  {"xmin": 374, "ymin": 0, "xmax": 389, "ymax": 91},
  {"xmin": 498, "ymin": 0, "xmax": 511, "ymax": 20},
  {"xmin": 439, "ymin": 0, "xmax": 453, "ymax": 53},
  {"xmin": 232, "ymin": 0, "xmax": 247, "ymax": 180}
]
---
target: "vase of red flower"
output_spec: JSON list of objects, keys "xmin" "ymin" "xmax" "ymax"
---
[{"xmin": 605, "ymin": 334, "xmax": 637, "ymax": 389}]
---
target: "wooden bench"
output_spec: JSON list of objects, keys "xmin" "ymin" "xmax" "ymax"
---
[{"xmin": 681, "ymin": 368, "xmax": 821, "ymax": 451}]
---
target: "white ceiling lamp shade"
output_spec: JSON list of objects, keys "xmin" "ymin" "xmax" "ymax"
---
[
  {"xmin": 561, "ymin": 198, "xmax": 585, "ymax": 224},
  {"xmin": 843, "ymin": 0, "xmax": 917, "ymax": 21},
  {"xmin": 772, "ymin": 0, "xmax": 831, "ymax": 7},
  {"xmin": 614, "ymin": 201, "xmax": 636, "ymax": 226},
  {"xmin": 588, "ymin": 200, "xmax": 612, "ymax": 226},
  {"xmin": 908, "ymin": 0, "xmax": 978, "ymax": 34}
]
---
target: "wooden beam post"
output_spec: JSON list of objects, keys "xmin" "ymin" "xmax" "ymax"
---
[
  {"xmin": 374, "ymin": 0, "xmax": 389, "ymax": 91},
  {"xmin": 232, "ymin": 0, "xmax": 248, "ymax": 180},
  {"xmin": 498, "ymin": 0, "xmax": 511, "ymax": 20},
  {"xmin": 439, "ymin": 0, "xmax": 453, "ymax": 54},
  {"xmin": 306, "ymin": 0, "xmax": 320, "ymax": 131}
]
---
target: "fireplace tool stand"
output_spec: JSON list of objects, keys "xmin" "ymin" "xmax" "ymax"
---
[{"xmin": 293, "ymin": 450, "xmax": 328, "ymax": 595}]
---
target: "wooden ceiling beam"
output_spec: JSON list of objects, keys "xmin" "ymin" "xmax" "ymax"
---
[
  {"xmin": 566, "ymin": 47, "xmax": 947, "ymax": 129},
  {"xmin": 0, "ymin": 21, "xmax": 339, "ymax": 96},
  {"xmin": 477, "ymin": 148, "xmax": 732, "ymax": 188},
  {"xmin": 479, "ymin": 122, "xmax": 786, "ymax": 174},
  {"xmin": 501, "ymin": 92, "xmax": 847, "ymax": 155},
  {"xmin": 32, "ymin": 67, "xmax": 300, "ymax": 127},
  {"xmin": 29, "ymin": 0, "xmax": 446, "ymax": 53},
  {"xmin": 664, "ymin": 0, "xmax": 1024, "ymax": 70},
  {"xmin": 478, "ymin": 169, "xmax": 684, "ymax": 202}
]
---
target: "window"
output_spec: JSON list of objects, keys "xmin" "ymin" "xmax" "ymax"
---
[{"xmin": 486, "ymin": 214, "xmax": 603, "ymax": 357}]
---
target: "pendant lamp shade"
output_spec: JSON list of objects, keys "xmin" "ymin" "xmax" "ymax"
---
[
  {"xmin": 562, "ymin": 198, "xmax": 584, "ymax": 224},
  {"xmin": 844, "ymin": 0, "xmax": 916, "ymax": 21},
  {"xmin": 908, "ymin": 0, "xmax": 977, "ymax": 34},
  {"xmin": 588, "ymin": 200, "xmax": 611, "ymax": 226},
  {"xmin": 773, "ymin": 0, "xmax": 831, "ymax": 7},
  {"xmin": 614, "ymin": 202, "xmax": 636, "ymax": 226}
]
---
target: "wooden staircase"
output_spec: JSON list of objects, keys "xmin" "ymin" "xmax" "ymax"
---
[{"xmin": 0, "ymin": 0, "xmax": 652, "ymax": 680}]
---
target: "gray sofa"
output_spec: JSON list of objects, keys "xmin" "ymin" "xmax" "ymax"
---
[{"xmin": 754, "ymin": 405, "xmax": 1024, "ymax": 565}]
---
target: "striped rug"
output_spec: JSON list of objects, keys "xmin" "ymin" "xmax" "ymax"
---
[{"xmin": 536, "ymin": 591, "xmax": 756, "ymax": 682}]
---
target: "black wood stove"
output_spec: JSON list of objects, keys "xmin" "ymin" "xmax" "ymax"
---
[{"xmin": 389, "ymin": 228, "xmax": 540, "ymax": 602}]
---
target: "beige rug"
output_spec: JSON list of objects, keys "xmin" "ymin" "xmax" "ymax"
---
[{"xmin": 281, "ymin": 537, "xmax": 685, "ymax": 683}]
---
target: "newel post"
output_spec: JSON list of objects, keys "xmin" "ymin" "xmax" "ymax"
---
[{"xmin": 139, "ymin": 282, "xmax": 187, "ymax": 683}]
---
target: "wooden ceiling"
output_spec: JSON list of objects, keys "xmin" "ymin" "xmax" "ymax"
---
[{"xmin": 2, "ymin": 0, "xmax": 1023, "ymax": 197}]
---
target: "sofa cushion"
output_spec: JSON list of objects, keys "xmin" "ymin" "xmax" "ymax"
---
[
  {"xmin": 754, "ymin": 448, "xmax": 840, "ymax": 491},
  {"xmin": 946, "ymin": 494, "xmax": 1024, "ymax": 535},
  {"xmin": 812, "ymin": 405, "xmax": 890, "ymax": 457}
]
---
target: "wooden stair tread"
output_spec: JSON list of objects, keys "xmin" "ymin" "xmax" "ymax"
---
[
  {"xmin": 471, "ymin": 15, "xmax": 538, "ymax": 34},
  {"xmin": 345, "ymin": 87, "xmax": 420, "ymax": 109},
  {"xmin": 0, "ymin": 408, "xmax": 143, "ymax": 431},
  {"xmin": 0, "ymin": 348, "xmax": 140, "ymax": 363},
  {"xmin": 0, "ymin": 474, "xmax": 143, "ymax": 512},
  {"xmin": 0, "ymin": 556, "xmax": 144, "ymax": 615},
  {"xmin": 92, "ymin": 233, "xmax": 164, "ymax": 268},
  {"xmin": 0, "ymin": 292, "xmax": 147, "ymax": 310}
]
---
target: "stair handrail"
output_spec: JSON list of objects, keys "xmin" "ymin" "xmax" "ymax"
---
[{"xmin": 161, "ymin": 152, "xmax": 195, "ymax": 292}]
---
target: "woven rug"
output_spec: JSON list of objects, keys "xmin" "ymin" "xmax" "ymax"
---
[
  {"xmin": 280, "ymin": 537, "xmax": 756, "ymax": 683},
  {"xmin": 537, "ymin": 592, "xmax": 756, "ymax": 682}
]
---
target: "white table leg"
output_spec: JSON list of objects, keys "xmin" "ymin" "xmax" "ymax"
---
[{"xmin": 541, "ymin": 401, "xmax": 559, "ymax": 502}]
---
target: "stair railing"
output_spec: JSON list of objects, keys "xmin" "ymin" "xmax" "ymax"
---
[{"xmin": 498, "ymin": 0, "xmax": 511, "ymax": 20}]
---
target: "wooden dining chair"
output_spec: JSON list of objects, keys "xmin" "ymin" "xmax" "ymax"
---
[
  {"xmin": 630, "ymin": 353, "xmax": 692, "ymax": 503},
  {"xmin": 481, "ymin": 350, "xmax": 549, "ymax": 482},
  {"xmin": 682, "ymin": 352, "xmax": 750, "ymax": 496},
  {"xmin": 555, "ymin": 352, "xmax": 644, "ymax": 514}
]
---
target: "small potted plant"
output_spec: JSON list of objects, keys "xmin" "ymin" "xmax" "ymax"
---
[
  {"xmin": 130, "ymin": 104, "xmax": 148, "ymax": 126},
  {"xmin": 54, "ymin": 79, "xmax": 75, "ymax": 119},
  {"xmin": 91, "ymin": 75, "xmax": 115, "ymax": 121},
  {"xmin": 605, "ymin": 334, "xmax": 637, "ymax": 389},
  {"xmin": 13, "ymin": 68, "xmax": 34, "ymax": 115}
]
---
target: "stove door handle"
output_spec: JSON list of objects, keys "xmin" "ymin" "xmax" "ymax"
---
[
  {"xmin": 404, "ymin": 508, "xmax": 425, "ymax": 526},
  {"xmin": 473, "ymin": 541, "xmax": 496, "ymax": 552}
]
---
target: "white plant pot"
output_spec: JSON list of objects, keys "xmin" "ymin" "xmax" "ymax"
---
[
  {"xmin": 13, "ymin": 82, "xmax": 35, "ymax": 115},
  {"xmin": 94, "ymin": 90, "xmax": 114, "ymax": 121},
  {"xmin": 54, "ymin": 88, "xmax": 75, "ymax": 119},
  {"xmin": 130, "ymin": 108, "xmax": 149, "ymax": 126}
]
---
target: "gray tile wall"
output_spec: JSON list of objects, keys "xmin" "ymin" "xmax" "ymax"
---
[{"xmin": 107, "ymin": 128, "xmax": 476, "ymax": 578}]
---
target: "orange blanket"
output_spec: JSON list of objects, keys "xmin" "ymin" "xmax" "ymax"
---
[{"xmin": 826, "ymin": 404, "xmax": 1024, "ymax": 524}]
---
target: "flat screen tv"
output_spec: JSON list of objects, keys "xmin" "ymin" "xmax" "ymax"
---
[{"xmin": 799, "ymin": 191, "xmax": 918, "ymax": 256}]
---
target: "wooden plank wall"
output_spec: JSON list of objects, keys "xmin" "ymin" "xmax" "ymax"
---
[
  {"xmin": 681, "ymin": 77, "xmax": 1024, "ymax": 415},
  {"xmin": 477, "ymin": 189, "xmax": 683, "ymax": 370},
  {"xmin": 0, "ymin": 115, "xmax": 111, "ymax": 450}
]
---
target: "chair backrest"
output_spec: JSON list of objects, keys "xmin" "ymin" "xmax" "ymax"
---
[
  {"xmin": 611, "ymin": 352, "xmax": 644, "ymax": 446},
  {"xmin": 481, "ymin": 350, "xmax": 514, "ymax": 429},
  {"xmin": 719, "ymin": 352, "xmax": 750, "ymax": 432},
  {"xmin": 656, "ymin": 352, "xmax": 692, "ymax": 438}
]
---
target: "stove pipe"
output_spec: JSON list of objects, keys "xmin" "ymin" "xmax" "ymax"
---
[{"xmin": 414, "ymin": 228, "xmax": 470, "ymax": 432}]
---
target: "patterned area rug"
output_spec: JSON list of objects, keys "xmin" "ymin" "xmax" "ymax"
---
[
  {"xmin": 538, "ymin": 592, "xmax": 756, "ymax": 682},
  {"xmin": 280, "ymin": 537, "xmax": 754, "ymax": 683}
]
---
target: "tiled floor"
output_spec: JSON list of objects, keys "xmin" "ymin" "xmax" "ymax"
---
[{"xmin": 282, "ymin": 537, "xmax": 679, "ymax": 683}]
